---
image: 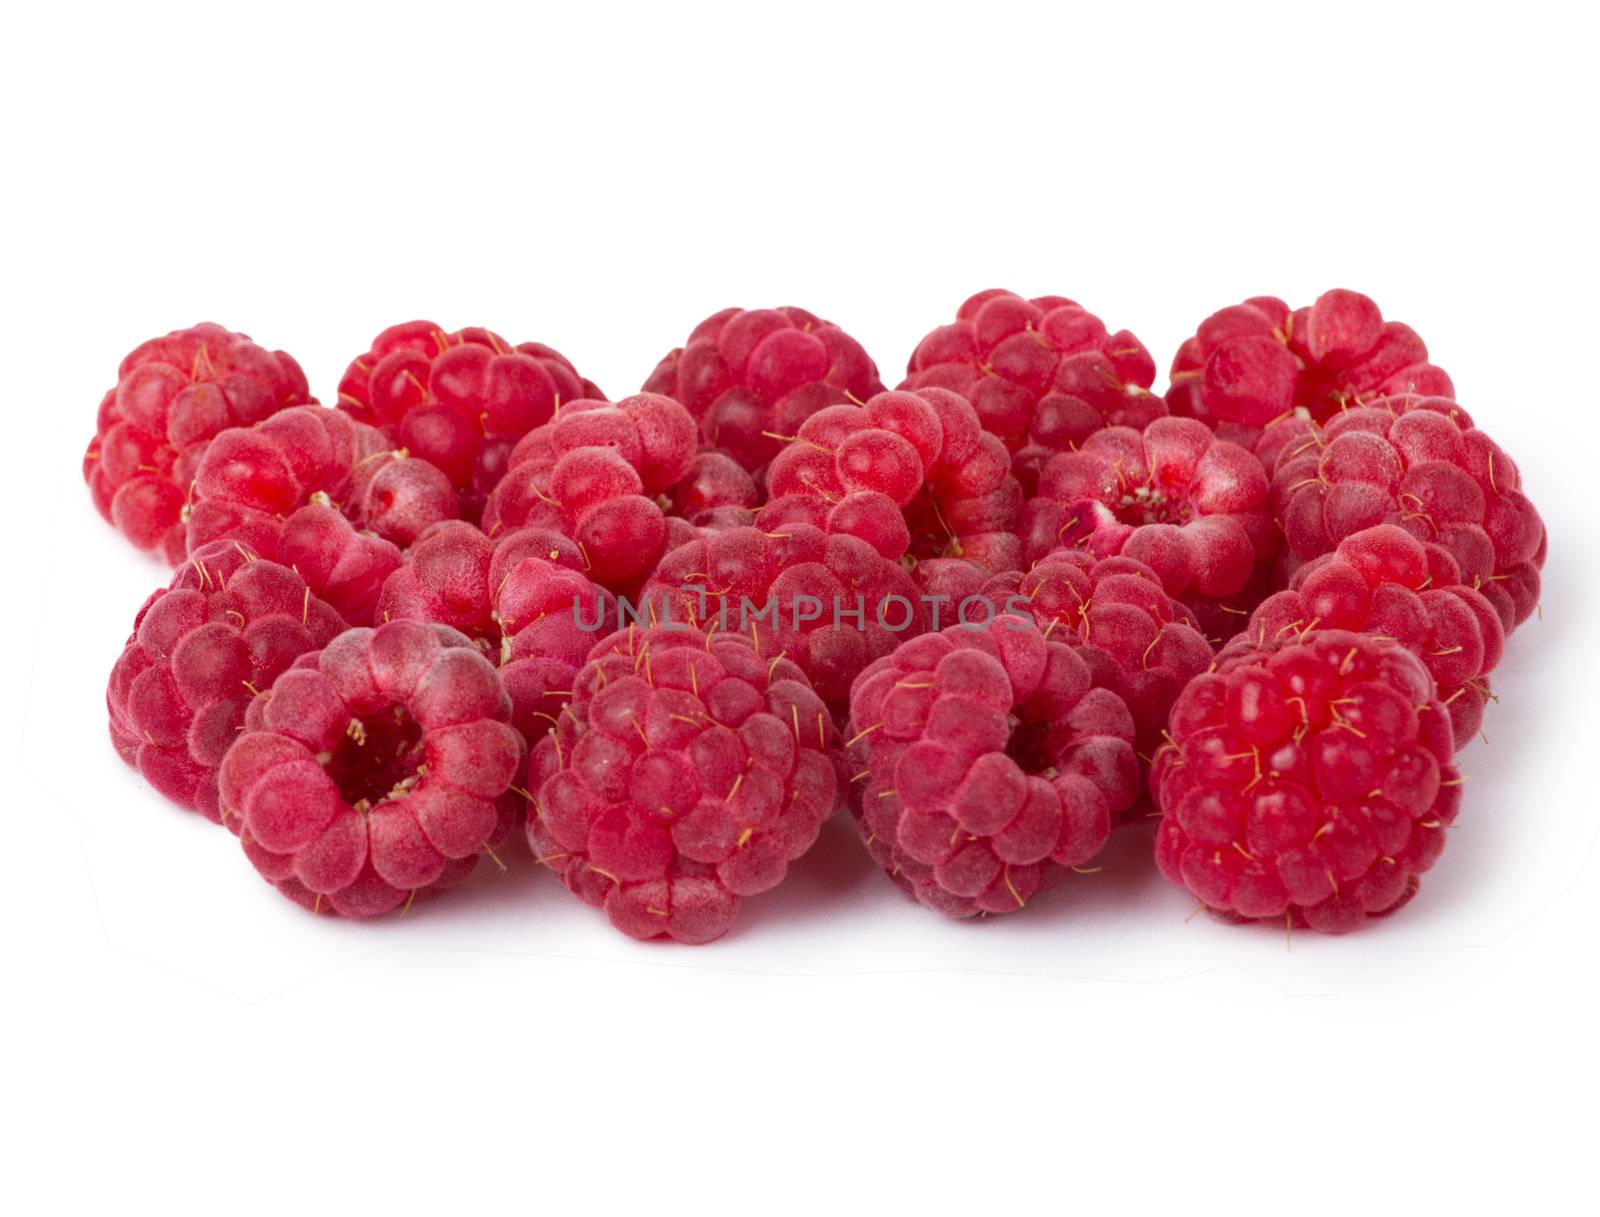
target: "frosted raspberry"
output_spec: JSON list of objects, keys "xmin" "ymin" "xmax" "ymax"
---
[
  {"xmin": 1167, "ymin": 290, "xmax": 1454, "ymax": 440},
  {"xmin": 374, "ymin": 521, "xmax": 610, "ymax": 746},
  {"xmin": 642, "ymin": 306, "xmax": 885, "ymax": 472},
  {"xmin": 221, "ymin": 620, "xmax": 525, "ymax": 917},
  {"xmin": 900, "ymin": 290, "xmax": 1162, "ymax": 489},
  {"xmin": 481, "ymin": 394, "xmax": 698, "ymax": 591},
  {"xmin": 107, "ymin": 541, "xmax": 345, "ymax": 823},
  {"xmin": 1152, "ymin": 629, "xmax": 1461, "ymax": 933},
  {"xmin": 1265, "ymin": 396, "xmax": 1545, "ymax": 630},
  {"xmin": 761, "ymin": 388, "xmax": 1022, "ymax": 572},
  {"xmin": 84, "ymin": 323, "xmax": 314, "ymax": 563},
  {"xmin": 337, "ymin": 321, "xmax": 602, "ymax": 522},
  {"xmin": 846, "ymin": 615, "xmax": 1139, "ymax": 918},
  {"xmin": 187, "ymin": 404, "xmax": 459, "ymax": 560},
  {"xmin": 640, "ymin": 523, "xmax": 926, "ymax": 712},
  {"xmin": 981, "ymin": 551, "xmax": 1213, "ymax": 755},
  {"xmin": 527, "ymin": 626, "xmax": 839, "ymax": 943},
  {"xmin": 1234, "ymin": 524, "xmax": 1504, "ymax": 745},
  {"xmin": 1020, "ymin": 417, "xmax": 1278, "ymax": 627}
]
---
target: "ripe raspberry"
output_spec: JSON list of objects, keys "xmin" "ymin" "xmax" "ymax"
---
[
  {"xmin": 981, "ymin": 550, "xmax": 1214, "ymax": 755},
  {"xmin": 641, "ymin": 523, "xmax": 926, "ymax": 712},
  {"xmin": 1152, "ymin": 629, "xmax": 1461, "ymax": 933},
  {"xmin": 337, "ymin": 322, "xmax": 602, "ymax": 522},
  {"xmin": 1167, "ymin": 289, "xmax": 1454, "ymax": 440},
  {"xmin": 84, "ymin": 323, "xmax": 314, "ymax": 563},
  {"xmin": 1235, "ymin": 524, "xmax": 1504, "ymax": 746},
  {"xmin": 374, "ymin": 520, "xmax": 610, "ymax": 746},
  {"xmin": 1265, "ymin": 396, "xmax": 1545, "ymax": 630},
  {"xmin": 107, "ymin": 541, "xmax": 346, "ymax": 822},
  {"xmin": 761, "ymin": 388, "xmax": 1022, "ymax": 572},
  {"xmin": 642, "ymin": 306, "xmax": 885, "ymax": 472},
  {"xmin": 900, "ymin": 289, "xmax": 1162, "ymax": 488},
  {"xmin": 527, "ymin": 626, "xmax": 840, "ymax": 943},
  {"xmin": 188, "ymin": 403, "xmax": 460, "ymax": 558},
  {"xmin": 846, "ymin": 615, "xmax": 1139, "ymax": 918},
  {"xmin": 1020, "ymin": 417, "xmax": 1278, "ymax": 627},
  {"xmin": 221, "ymin": 620, "xmax": 525, "ymax": 917},
  {"xmin": 481, "ymin": 394, "xmax": 698, "ymax": 592}
]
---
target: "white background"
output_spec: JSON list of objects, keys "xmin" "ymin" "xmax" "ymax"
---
[{"xmin": 4, "ymin": 2, "xmax": 1597, "ymax": 1211}]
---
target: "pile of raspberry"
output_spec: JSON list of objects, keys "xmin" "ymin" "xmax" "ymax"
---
[{"xmin": 89, "ymin": 288, "xmax": 1545, "ymax": 942}]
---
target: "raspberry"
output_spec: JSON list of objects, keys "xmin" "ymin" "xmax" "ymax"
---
[
  {"xmin": 1265, "ymin": 396, "xmax": 1545, "ymax": 630},
  {"xmin": 1234, "ymin": 524, "xmax": 1504, "ymax": 745},
  {"xmin": 84, "ymin": 323, "xmax": 314, "ymax": 563},
  {"xmin": 641, "ymin": 523, "xmax": 926, "ymax": 712},
  {"xmin": 272, "ymin": 503, "xmax": 402, "ymax": 627},
  {"xmin": 845, "ymin": 615, "xmax": 1139, "ymax": 918},
  {"xmin": 761, "ymin": 388, "xmax": 1022, "ymax": 571},
  {"xmin": 1020, "ymin": 417, "xmax": 1278, "ymax": 626},
  {"xmin": 980, "ymin": 550, "xmax": 1214, "ymax": 755},
  {"xmin": 900, "ymin": 289, "xmax": 1162, "ymax": 489},
  {"xmin": 107, "ymin": 541, "xmax": 346, "ymax": 823},
  {"xmin": 187, "ymin": 404, "xmax": 460, "ymax": 558},
  {"xmin": 642, "ymin": 306, "xmax": 885, "ymax": 472},
  {"xmin": 337, "ymin": 322, "xmax": 602, "ymax": 522},
  {"xmin": 1167, "ymin": 290, "xmax": 1454, "ymax": 440},
  {"xmin": 374, "ymin": 521, "xmax": 611, "ymax": 746},
  {"xmin": 221, "ymin": 620, "xmax": 525, "ymax": 917},
  {"xmin": 527, "ymin": 626, "xmax": 839, "ymax": 943},
  {"xmin": 481, "ymin": 394, "xmax": 698, "ymax": 591},
  {"xmin": 1152, "ymin": 629, "xmax": 1461, "ymax": 933}
]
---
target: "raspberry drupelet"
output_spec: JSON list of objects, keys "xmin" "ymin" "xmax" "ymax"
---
[
  {"xmin": 481, "ymin": 393, "xmax": 698, "ymax": 593},
  {"xmin": 221, "ymin": 620, "xmax": 526, "ymax": 917},
  {"xmin": 1152, "ymin": 629, "xmax": 1461, "ymax": 933},
  {"xmin": 527, "ymin": 626, "xmax": 840, "ymax": 943},
  {"xmin": 107, "ymin": 540, "xmax": 346, "ymax": 822},
  {"xmin": 1235, "ymin": 524, "xmax": 1504, "ymax": 746},
  {"xmin": 84, "ymin": 323, "xmax": 315, "ymax": 563},
  {"xmin": 1263, "ymin": 396, "xmax": 1545, "ymax": 631},
  {"xmin": 845, "ymin": 615, "xmax": 1140, "ymax": 918},
  {"xmin": 900, "ymin": 289, "xmax": 1162, "ymax": 491},
  {"xmin": 337, "ymin": 321, "xmax": 603, "ymax": 522},
  {"xmin": 1167, "ymin": 289, "xmax": 1454, "ymax": 444},
  {"xmin": 642, "ymin": 306, "xmax": 885, "ymax": 473},
  {"xmin": 760, "ymin": 387, "xmax": 1022, "ymax": 573}
]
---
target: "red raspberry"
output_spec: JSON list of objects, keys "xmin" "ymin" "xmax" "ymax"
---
[
  {"xmin": 1152, "ymin": 629, "xmax": 1461, "ymax": 933},
  {"xmin": 642, "ymin": 306, "xmax": 885, "ymax": 472},
  {"xmin": 760, "ymin": 388, "xmax": 1022, "ymax": 572},
  {"xmin": 900, "ymin": 289, "xmax": 1162, "ymax": 488},
  {"xmin": 106, "ymin": 541, "xmax": 346, "ymax": 823},
  {"xmin": 271, "ymin": 503, "xmax": 402, "ymax": 627},
  {"xmin": 980, "ymin": 551, "xmax": 1214, "ymax": 755},
  {"xmin": 1265, "ymin": 396, "xmax": 1545, "ymax": 630},
  {"xmin": 1167, "ymin": 289, "xmax": 1454, "ymax": 440},
  {"xmin": 1020, "ymin": 417, "xmax": 1278, "ymax": 626},
  {"xmin": 84, "ymin": 323, "xmax": 314, "ymax": 563},
  {"xmin": 845, "ymin": 615, "xmax": 1139, "ymax": 918},
  {"xmin": 374, "ymin": 521, "xmax": 611, "ymax": 746},
  {"xmin": 1234, "ymin": 524, "xmax": 1504, "ymax": 745},
  {"xmin": 221, "ymin": 620, "xmax": 525, "ymax": 917},
  {"xmin": 481, "ymin": 394, "xmax": 698, "ymax": 592},
  {"xmin": 641, "ymin": 523, "xmax": 926, "ymax": 712},
  {"xmin": 337, "ymin": 322, "xmax": 602, "ymax": 522},
  {"xmin": 527, "ymin": 626, "xmax": 840, "ymax": 943},
  {"xmin": 187, "ymin": 404, "xmax": 460, "ymax": 558}
]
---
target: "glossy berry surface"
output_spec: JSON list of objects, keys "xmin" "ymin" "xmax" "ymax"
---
[
  {"xmin": 528, "ymin": 626, "xmax": 840, "ymax": 943},
  {"xmin": 337, "ymin": 321, "xmax": 602, "ymax": 522},
  {"xmin": 107, "ymin": 541, "xmax": 346, "ymax": 822},
  {"xmin": 84, "ymin": 323, "xmax": 314, "ymax": 563},
  {"xmin": 222, "ymin": 620, "xmax": 525, "ymax": 917},
  {"xmin": 846, "ymin": 615, "xmax": 1139, "ymax": 918},
  {"xmin": 642, "ymin": 306, "xmax": 884, "ymax": 472},
  {"xmin": 1152, "ymin": 629, "xmax": 1460, "ymax": 932}
]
